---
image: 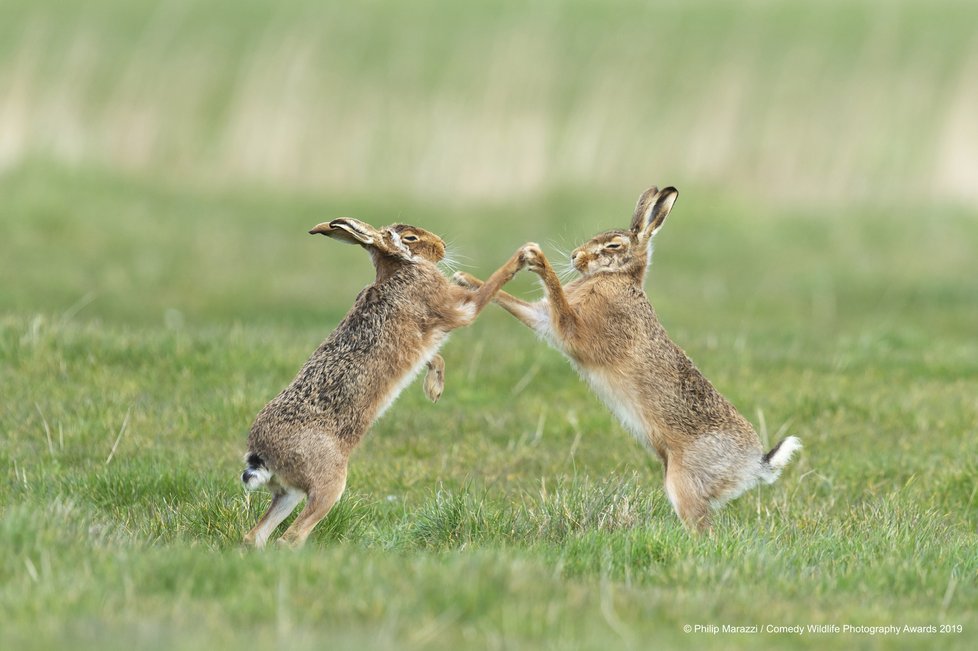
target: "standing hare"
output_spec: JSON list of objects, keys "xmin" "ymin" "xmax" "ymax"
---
[
  {"xmin": 455, "ymin": 187, "xmax": 801, "ymax": 531},
  {"xmin": 242, "ymin": 218, "xmax": 528, "ymax": 548}
]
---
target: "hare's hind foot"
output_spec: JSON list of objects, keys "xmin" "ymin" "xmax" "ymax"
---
[
  {"xmin": 244, "ymin": 486, "xmax": 304, "ymax": 549},
  {"xmin": 278, "ymin": 470, "xmax": 348, "ymax": 549}
]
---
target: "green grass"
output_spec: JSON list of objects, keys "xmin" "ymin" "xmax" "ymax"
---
[
  {"xmin": 2, "ymin": 163, "xmax": 976, "ymax": 650},
  {"xmin": 3, "ymin": 0, "xmax": 978, "ymax": 648}
]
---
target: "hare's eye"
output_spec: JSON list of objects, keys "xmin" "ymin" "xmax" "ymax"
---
[
  {"xmin": 605, "ymin": 242, "xmax": 622, "ymax": 250},
  {"xmin": 403, "ymin": 234, "xmax": 419, "ymax": 242}
]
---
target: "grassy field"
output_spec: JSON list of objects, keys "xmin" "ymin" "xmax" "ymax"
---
[
  {"xmin": 2, "ymin": 1, "xmax": 978, "ymax": 650},
  {"xmin": 2, "ymin": 164, "xmax": 976, "ymax": 650}
]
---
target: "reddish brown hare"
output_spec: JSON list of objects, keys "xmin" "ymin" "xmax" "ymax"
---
[
  {"xmin": 455, "ymin": 188, "xmax": 801, "ymax": 531},
  {"xmin": 242, "ymin": 218, "xmax": 528, "ymax": 548}
]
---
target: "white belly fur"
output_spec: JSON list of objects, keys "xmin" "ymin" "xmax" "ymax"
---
[
  {"xmin": 578, "ymin": 367, "xmax": 651, "ymax": 447},
  {"xmin": 374, "ymin": 332, "xmax": 449, "ymax": 420},
  {"xmin": 529, "ymin": 301, "xmax": 650, "ymax": 447}
]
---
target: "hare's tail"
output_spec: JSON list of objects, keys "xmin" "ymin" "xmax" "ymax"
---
[
  {"xmin": 760, "ymin": 436, "xmax": 803, "ymax": 484},
  {"xmin": 241, "ymin": 452, "xmax": 272, "ymax": 491}
]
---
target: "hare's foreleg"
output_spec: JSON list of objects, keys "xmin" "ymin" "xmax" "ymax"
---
[
  {"xmin": 244, "ymin": 486, "xmax": 303, "ymax": 548},
  {"xmin": 521, "ymin": 245, "xmax": 578, "ymax": 336},
  {"xmin": 452, "ymin": 272, "xmax": 546, "ymax": 333},
  {"xmin": 278, "ymin": 466, "xmax": 348, "ymax": 548},
  {"xmin": 458, "ymin": 247, "xmax": 527, "ymax": 318},
  {"xmin": 423, "ymin": 354, "xmax": 445, "ymax": 402},
  {"xmin": 491, "ymin": 293, "xmax": 547, "ymax": 331}
]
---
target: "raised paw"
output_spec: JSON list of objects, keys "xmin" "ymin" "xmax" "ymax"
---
[
  {"xmin": 521, "ymin": 242, "xmax": 545, "ymax": 272},
  {"xmin": 452, "ymin": 271, "xmax": 481, "ymax": 289},
  {"xmin": 423, "ymin": 355, "xmax": 445, "ymax": 403}
]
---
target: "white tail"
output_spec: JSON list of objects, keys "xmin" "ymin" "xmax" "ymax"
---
[
  {"xmin": 762, "ymin": 436, "xmax": 803, "ymax": 483},
  {"xmin": 241, "ymin": 453, "xmax": 272, "ymax": 491}
]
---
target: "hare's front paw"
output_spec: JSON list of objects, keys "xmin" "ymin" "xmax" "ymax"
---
[
  {"xmin": 452, "ymin": 271, "xmax": 480, "ymax": 289},
  {"xmin": 423, "ymin": 366, "xmax": 444, "ymax": 403},
  {"xmin": 521, "ymin": 242, "xmax": 545, "ymax": 272}
]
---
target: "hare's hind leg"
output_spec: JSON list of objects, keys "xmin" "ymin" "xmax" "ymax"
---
[
  {"xmin": 244, "ymin": 485, "xmax": 303, "ymax": 548},
  {"xmin": 278, "ymin": 467, "xmax": 348, "ymax": 549},
  {"xmin": 664, "ymin": 463, "xmax": 712, "ymax": 533}
]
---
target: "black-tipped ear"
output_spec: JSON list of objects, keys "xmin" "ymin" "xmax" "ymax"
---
[
  {"xmin": 309, "ymin": 221, "xmax": 361, "ymax": 245},
  {"xmin": 312, "ymin": 217, "xmax": 382, "ymax": 247},
  {"xmin": 629, "ymin": 186, "xmax": 659, "ymax": 232},
  {"xmin": 641, "ymin": 187, "xmax": 678, "ymax": 240}
]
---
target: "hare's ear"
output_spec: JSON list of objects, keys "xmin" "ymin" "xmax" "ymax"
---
[
  {"xmin": 309, "ymin": 218, "xmax": 381, "ymax": 247},
  {"xmin": 309, "ymin": 221, "xmax": 359, "ymax": 245},
  {"xmin": 639, "ymin": 187, "xmax": 678, "ymax": 241},
  {"xmin": 629, "ymin": 186, "xmax": 659, "ymax": 232}
]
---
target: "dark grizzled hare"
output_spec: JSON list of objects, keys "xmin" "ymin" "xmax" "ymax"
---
[
  {"xmin": 242, "ymin": 218, "xmax": 528, "ymax": 548},
  {"xmin": 455, "ymin": 187, "xmax": 801, "ymax": 531}
]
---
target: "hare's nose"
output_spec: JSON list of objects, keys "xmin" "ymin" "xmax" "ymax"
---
[{"xmin": 572, "ymin": 250, "xmax": 582, "ymax": 261}]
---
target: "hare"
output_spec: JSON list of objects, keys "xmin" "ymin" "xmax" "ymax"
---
[
  {"xmin": 454, "ymin": 187, "xmax": 801, "ymax": 531},
  {"xmin": 241, "ymin": 218, "xmax": 528, "ymax": 548}
]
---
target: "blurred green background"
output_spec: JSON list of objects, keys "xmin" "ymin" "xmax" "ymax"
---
[
  {"xmin": 1, "ymin": 1, "xmax": 976, "ymax": 650},
  {"xmin": 3, "ymin": 0, "xmax": 978, "ymax": 205},
  {"xmin": 2, "ymin": 0, "xmax": 977, "ymax": 326}
]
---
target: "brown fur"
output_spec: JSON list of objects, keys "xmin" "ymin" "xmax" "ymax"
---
[
  {"xmin": 455, "ymin": 188, "xmax": 801, "ymax": 532},
  {"xmin": 243, "ymin": 218, "xmax": 527, "ymax": 548}
]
